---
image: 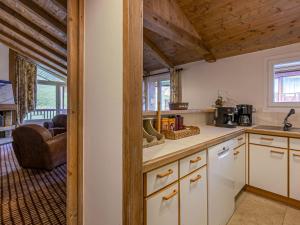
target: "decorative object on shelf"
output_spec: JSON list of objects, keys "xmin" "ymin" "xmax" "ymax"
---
[
  {"xmin": 143, "ymin": 118, "xmax": 165, "ymax": 148},
  {"xmin": 215, "ymin": 95, "xmax": 224, "ymax": 107},
  {"xmin": 162, "ymin": 126, "xmax": 200, "ymax": 140},
  {"xmin": 169, "ymin": 102, "xmax": 189, "ymax": 110}
]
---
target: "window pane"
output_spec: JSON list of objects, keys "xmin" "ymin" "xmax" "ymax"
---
[
  {"xmin": 161, "ymin": 80, "xmax": 170, "ymax": 110},
  {"xmin": 273, "ymin": 61, "xmax": 300, "ymax": 103},
  {"xmin": 36, "ymin": 84, "xmax": 56, "ymax": 109},
  {"xmin": 148, "ymin": 81, "xmax": 158, "ymax": 111}
]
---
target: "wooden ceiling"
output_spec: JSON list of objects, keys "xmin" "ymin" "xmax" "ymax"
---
[
  {"xmin": 144, "ymin": 0, "xmax": 300, "ymax": 72},
  {"xmin": 0, "ymin": 0, "xmax": 67, "ymax": 76}
]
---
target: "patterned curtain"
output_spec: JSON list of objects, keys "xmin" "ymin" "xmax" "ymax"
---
[
  {"xmin": 170, "ymin": 68, "xmax": 182, "ymax": 103},
  {"xmin": 15, "ymin": 57, "xmax": 37, "ymax": 124}
]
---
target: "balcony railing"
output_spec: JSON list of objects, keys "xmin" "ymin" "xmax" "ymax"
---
[{"xmin": 25, "ymin": 109, "xmax": 67, "ymax": 121}]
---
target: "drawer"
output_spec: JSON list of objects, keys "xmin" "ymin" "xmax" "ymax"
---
[
  {"xmin": 290, "ymin": 138, "xmax": 300, "ymax": 151},
  {"xmin": 180, "ymin": 150, "xmax": 207, "ymax": 178},
  {"xmin": 146, "ymin": 161, "xmax": 178, "ymax": 196},
  {"xmin": 235, "ymin": 134, "xmax": 246, "ymax": 147},
  {"xmin": 249, "ymin": 134, "xmax": 287, "ymax": 149}
]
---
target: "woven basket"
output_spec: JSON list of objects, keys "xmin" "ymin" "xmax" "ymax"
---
[{"xmin": 162, "ymin": 126, "xmax": 200, "ymax": 140}]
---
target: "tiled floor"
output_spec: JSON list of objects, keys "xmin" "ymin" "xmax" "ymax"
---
[{"xmin": 227, "ymin": 192, "xmax": 300, "ymax": 225}]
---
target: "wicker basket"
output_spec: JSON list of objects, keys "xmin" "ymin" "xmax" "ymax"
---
[{"xmin": 162, "ymin": 126, "xmax": 200, "ymax": 140}]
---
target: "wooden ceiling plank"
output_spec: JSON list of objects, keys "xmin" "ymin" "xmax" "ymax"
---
[
  {"xmin": 144, "ymin": 8, "xmax": 215, "ymax": 62},
  {"xmin": 18, "ymin": 0, "xmax": 67, "ymax": 33},
  {"xmin": 53, "ymin": 0, "xmax": 67, "ymax": 10},
  {"xmin": 144, "ymin": 34, "xmax": 174, "ymax": 68},
  {"xmin": 0, "ymin": 7, "xmax": 67, "ymax": 57},
  {"xmin": 0, "ymin": 35, "xmax": 67, "ymax": 75},
  {"xmin": 0, "ymin": 1, "xmax": 67, "ymax": 45},
  {"xmin": 0, "ymin": 17, "xmax": 67, "ymax": 61},
  {"xmin": 0, "ymin": 26, "xmax": 67, "ymax": 69}
]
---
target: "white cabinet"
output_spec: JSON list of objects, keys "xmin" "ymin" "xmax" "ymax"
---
[
  {"xmin": 234, "ymin": 144, "xmax": 246, "ymax": 196},
  {"xmin": 180, "ymin": 167, "xmax": 207, "ymax": 225},
  {"xmin": 146, "ymin": 183, "xmax": 179, "ymax": 225},
  {"xmin": 290, "ymin": 150, "xmax": 300, "ymax": 201},
  {"xmin": 249, "ymin": 144, "xmax": 288, "ymax": 196},
  {"xmin": 180, "ymin": 150, "xmax": 206, "ymax": 178}
]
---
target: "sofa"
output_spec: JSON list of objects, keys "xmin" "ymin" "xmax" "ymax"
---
[
  {"xmin": 12, "ymin": 124, "xmax": 67, "ymax": 170},
  {"xmin": 43, "ymin": 114, "xmax": 67, "ymax": 136}
]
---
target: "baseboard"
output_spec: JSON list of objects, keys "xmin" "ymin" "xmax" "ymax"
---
[{"xmin": 245, "ymin": 185, "xmax": 300, "ymax": 209}]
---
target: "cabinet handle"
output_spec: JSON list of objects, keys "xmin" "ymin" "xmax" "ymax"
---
[
  {"xmin": 157, "ymin": 169, "xmax": 173, "ymax": 178},
  {"xmin": 190, "ymin": 156, "xmax": 202, "ymax": 164},
  {"xmin": 234, "ymin": 151, "xmax": 240, "ymax": 156},
  {"xmin": 293, "ymin": 153, "xmax": 300, "ymax": 158},
  {"xmin": 270, "ymin": 150, "xmax": 284, "ymax": 155},
  {"xmin": 190, "ymin": 174, "xmax": 202, "ymax": 183},
  {"xmin": 238, "ymin": 137, "xmax": 243, "ymax": 141},
  {"xmin": 162, "ymin": 189, "xmax": 178, "ymax": 201},
  {"xmin": 261, "ymin": 137, "xmax": 274, "ymax": 141}
]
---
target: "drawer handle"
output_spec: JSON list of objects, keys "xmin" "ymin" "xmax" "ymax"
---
[
  {"xmin": 190, "ymin": 175, "xmax": 202, "ymax": 183},
  {"xmin": 157, "ymin": 169, "xmax": 173, "ymax": 178},
  {"xmin": 293, "ymin": 153, "xmax": 300, "ymax": 158},
  {"xmin": 190, "ymin": 156, "xmax": 202, "ymax": 164},
  {"xmin": 234, "ymin": 151, "xmax": 240, "ymax": 156},
  {"xmin": 270, "ymin": 150, "xmax": 284, "ymax": 155},
  {"xmin": 162, "ymin": 189, "xmax": 178, "ymax": 201},
  {"xmin": 261, "ymin": 137, "xmax": 274, "ymax": 141},
  {"xmin": 238, "ymin": 137, "xmax": 243, "ymax": 141}
]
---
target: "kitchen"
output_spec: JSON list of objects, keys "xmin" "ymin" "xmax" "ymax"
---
[{"xmin": 142, "ymin": 1, "xmax": 300, "ymax": 225}]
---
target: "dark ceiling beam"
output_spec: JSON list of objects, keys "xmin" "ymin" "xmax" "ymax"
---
[
  {"xmin": 0, "ymin": 1, "xmax": 67, "ymax": 45},
  {"xmin": 53, "ymin": 0, "xmax": 67, "ymax": 10},
  {"xmin": 18, "ymin": 0, "xmax": 67, "ymax": 34},
  {"xmin": 0, "ymin": 34, "xmax": 67, "ymax": 75},
  {"xmin": 0, "ymin": 17, "xmax": 67, "ymax": 61},
  {"xmin": 144, "ymin": 34, "xmax": 174, "ymax": 68},
  {"xmin": 144, "ymin": 6, "xmax": 216, "ymax": 62}
]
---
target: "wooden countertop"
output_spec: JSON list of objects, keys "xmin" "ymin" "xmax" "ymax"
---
[
  {"xmin": 247, "ymin": 126, "xmax": 300, "ymax": 138},
  {"xmin": 143, "ymin": 125, "xmax": 246, "ymax": 173}
]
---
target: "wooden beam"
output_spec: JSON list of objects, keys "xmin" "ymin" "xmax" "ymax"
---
[
  {"xmin": 53, "ymin": 0, "xmax": 67, "ymax": 9},
  {"xmin": 18, "ymin": 0, "xmax": 67, "ymax": 33},
  {"xmin": 0, "ymin": 8, "xmax": 67, "ymax": 57},
  {"xmin": 0, "ymin": 25, "xmax": 67, "ymax": 68},
  {"xmin": 0, "ymin": 35, "xmax": 67, "ymax": 75},
  {"xmin": 0, "ymin": 2, "xmax": 67, "ymax": 47},
  {"xmin": 144, "ymin": 5, "xmax": 216, "ymax": 62},
  {"xmin": 144, "ymin": 34, "xmax": 173, "ymax": 68}
]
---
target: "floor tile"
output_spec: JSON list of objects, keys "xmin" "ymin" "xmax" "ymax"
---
[{"xmin": 283, "ymin": 207, "xmax": 300, "ymax": 225}]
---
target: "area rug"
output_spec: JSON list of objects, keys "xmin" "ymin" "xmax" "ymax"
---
[{"xmin": 0, "ymin": 143, "xmax": 66, "ymax": 225}]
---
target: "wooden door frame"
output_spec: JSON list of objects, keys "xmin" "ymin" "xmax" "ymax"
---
[
  {"xmin": 67, "ymin": 0, "xmax": 84, "ymax": 224},
  {"xmin": 67, "ymin": 0, "xmax": 143, "ymax": 224}
]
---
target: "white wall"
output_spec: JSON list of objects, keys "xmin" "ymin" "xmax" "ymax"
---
[
  {"xmin": 84, "ymin": 1, "xmax": 123, "ymax": 225},
  {"xmin": 0, "ymin": 43, "xmax": 9, "ymax": 80},
  {"xmin": 181, "ymin": 43, "xmax": 300, "ymax": 126}
]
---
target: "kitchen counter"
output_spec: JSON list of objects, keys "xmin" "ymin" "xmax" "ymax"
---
[
  {"xmin": 248, "ymin": 126, "xmax": 300, "ymax": 138},
  {"xmin": 143, "ymin": 125, "xmax": 246, "ymax": 172}
]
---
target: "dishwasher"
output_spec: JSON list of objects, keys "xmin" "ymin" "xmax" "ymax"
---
[{"xmin": 208, "ymin": 139, "xmax": 235, "ymax": 225}]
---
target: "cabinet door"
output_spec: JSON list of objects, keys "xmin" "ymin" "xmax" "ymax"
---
[
  {"xmin": 290, "ymin": 150, "xmax": 300, "ymax": 201},
  {"xmin": 146, "ymin": 183, "xmax": 178, "ymax": 225},
  {"xmin": 234, "ymin": 144, "xmax": 246, "ymax": 196},
  {"xmin": 249, "ymin": 144, "xmax": 287, "ymax": 196},
  {"xmin": 180, "ymin": 167, "xmax": 207, "ymax": 225}
]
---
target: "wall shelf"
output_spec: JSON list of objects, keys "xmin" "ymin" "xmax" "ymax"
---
[
  {"xmin": 0, "ymin": 104, "xmax": 17, "ymax": 111},
  {"xmin": 143, "ymin": 108, "xmax": 216, "ymax": 117}
]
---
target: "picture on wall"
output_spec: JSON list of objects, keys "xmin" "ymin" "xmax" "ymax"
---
[{"xmin": 0, "ymin": 80, "xmax": 15, "ymax": 104}]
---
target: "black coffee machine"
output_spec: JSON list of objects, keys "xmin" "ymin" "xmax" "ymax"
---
[
  {"xmin": 215, "ymin": 107, "xmax": 237, "ymax": 128},
  {"xmin": 236, "ymin": 104, "xmax": 253, "ymax": 126}
]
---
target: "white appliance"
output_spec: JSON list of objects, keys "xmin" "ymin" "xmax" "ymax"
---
[{"xmin": 208, "ymin": 139, "xmax": 235, "ymax": 225}]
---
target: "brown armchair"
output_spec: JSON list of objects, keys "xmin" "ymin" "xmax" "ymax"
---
[
  {"xmin": 43, "ymin": 114, "xmax": 67, "ymax": 136},
  {"xmin": 12, "ymin": 124, "xmax": 67, "ymax": 170}
]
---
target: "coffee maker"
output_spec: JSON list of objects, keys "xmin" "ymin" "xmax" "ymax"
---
[
  {"xmin": 236, "ymin": 104, "xmax": 253, "ymax": 126},
  {"xmin": 215, "ymin": 107, "xmax": 237, "ymax": 128}
]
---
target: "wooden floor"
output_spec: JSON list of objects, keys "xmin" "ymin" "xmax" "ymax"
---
[{"xmin": 228, "ymin": 192, "xmax": 300, "ymax": 225}]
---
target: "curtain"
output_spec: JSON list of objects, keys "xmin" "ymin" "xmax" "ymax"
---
[
  {"xmin": 15, "ymin": 57, "xmax": 37, "ymax": 123},
  {"xmin": 170, "ymin": 68, "xmax": 182, "ymax": 103}
]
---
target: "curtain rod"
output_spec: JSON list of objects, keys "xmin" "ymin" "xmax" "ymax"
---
[{"xmin": 144, "ymin": 68, "xmax": 183, "ymax": 78}]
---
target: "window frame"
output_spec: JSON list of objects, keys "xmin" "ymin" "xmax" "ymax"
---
[{"xmin": 266, "ymin": 53, "xmax": 300, "ymax": 109}]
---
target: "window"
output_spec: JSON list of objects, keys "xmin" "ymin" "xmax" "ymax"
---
[
  {"xmin": 267, "ymin": 57, "xmax": 300, "ymax": 108},
  {"xmin": 25, "ymin": 67, "xmax": 67, "ymax": 121},
  {"xmin": 143, "ymin": 73, "xmax": 171, "ymax": 111}
]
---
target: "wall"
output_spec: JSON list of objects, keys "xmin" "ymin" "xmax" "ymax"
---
[
  {"xmin": 0, "ymin": 43, "xmax": 9, "ymax": 80},
  {"xmin": 181, "ymin": 43, "xmax": 300, "ymax": 126},
  {"xmin": 84, "ymin": 1, "xmax": 123, "ymax": 225}
]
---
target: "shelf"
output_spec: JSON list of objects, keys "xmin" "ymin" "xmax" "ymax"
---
[
  {"xmin": 0, "ymin": 125, "xmax": 16, "ymax": 132},
  {"xmin": 0, "ymin": 137, "xmax": 13, "ymax": 146},
  {"xmin": 0, "ymin": 104, "xmax": 17, "ymax": 111},
  {"xmin": 143, "ymin": 108, "xmax": 216, "ymax": 117}
]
